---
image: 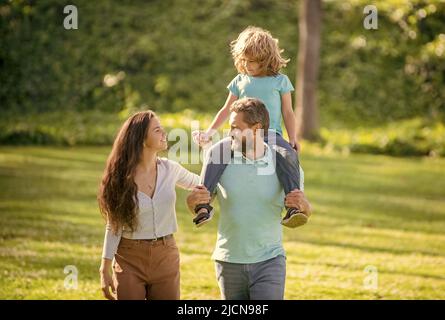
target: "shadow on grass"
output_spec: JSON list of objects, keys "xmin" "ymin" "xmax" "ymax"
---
[{"xmin": 290, "ymin": 237, "xmax": 445, "ymax": 258}]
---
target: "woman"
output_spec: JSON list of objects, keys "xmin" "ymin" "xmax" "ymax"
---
[{"xmin": 98, "ymin": 110, "xmax": 209, "ymax": 300}]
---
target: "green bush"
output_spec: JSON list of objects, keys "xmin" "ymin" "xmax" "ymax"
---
[
  {"xmin": 1, "ymin": 0, "xmax": 444, "ymax": 126},
  {"xmin": 320, "ymin": 118, "xmax": 445, "ymax": 157},
  {"xmin": 0, "ymin": 110, "xmax": 214, "ymax": 146},
  {"xmin": 1, "ymin": 111, "xmax": 443, "ymax": 158}
]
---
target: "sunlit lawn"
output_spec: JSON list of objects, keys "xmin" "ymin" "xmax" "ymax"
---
[{"xmin": 0, "ymin": 146, "xmax": 444, "ymax": 299}]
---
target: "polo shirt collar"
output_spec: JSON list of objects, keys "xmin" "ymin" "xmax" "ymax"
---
[{"xmin": 232, "ymin": 142, "xmax": 272, "ymax": 166}]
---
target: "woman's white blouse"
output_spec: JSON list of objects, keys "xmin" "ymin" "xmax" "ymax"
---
[{"xmin": 102, "ymin": 158, "xmax": 200, "ymax": 260}]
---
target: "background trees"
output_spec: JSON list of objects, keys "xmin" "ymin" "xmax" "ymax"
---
[{"xmin": 0, "ymin": 0, "xmax": 444, "ymax": 155}]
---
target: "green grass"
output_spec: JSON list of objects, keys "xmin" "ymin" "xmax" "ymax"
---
[{"xmin": 0, "ymin": 145, "xmax": 444, "ymax": 299}]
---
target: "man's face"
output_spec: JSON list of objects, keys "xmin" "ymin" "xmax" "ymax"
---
[{"xmin": 229, "ymin": 111, "xmax": 261, "ymax": 152}]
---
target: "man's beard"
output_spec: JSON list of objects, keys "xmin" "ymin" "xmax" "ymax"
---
[{"xmin": 231, "ymin": 136, "xmax": 254, "ymax": 155}]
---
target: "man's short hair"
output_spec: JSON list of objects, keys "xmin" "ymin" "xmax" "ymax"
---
[{"xmin": 230, "ymin": 97, "xmax": 270, "ymax": 132}]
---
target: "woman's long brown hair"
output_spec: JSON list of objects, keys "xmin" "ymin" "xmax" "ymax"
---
[{"xmin": 98, "ymin": 111, "xmax": 156, "ymax": 234}]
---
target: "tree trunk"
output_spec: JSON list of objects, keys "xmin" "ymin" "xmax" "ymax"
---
[{"xmin": 295, "ymin": 0, "xmax": 322, "ymax": 141}]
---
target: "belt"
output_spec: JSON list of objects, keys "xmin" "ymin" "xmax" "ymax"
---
[{"xmin": 140, "ymin": 234, "xmax": 173, "ymax": 243}]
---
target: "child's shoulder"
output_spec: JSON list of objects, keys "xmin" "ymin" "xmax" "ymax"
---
[
  {"xmin": 275, "ymin": 73, "xmax": 290, "ymax": 80},
  {"xmin": 275, "ymin": 73, "xmax": 293, "ymax": 86},
  {"xmin": 232, "ymin": 73, "xmax": 246, "ymax": 81}
]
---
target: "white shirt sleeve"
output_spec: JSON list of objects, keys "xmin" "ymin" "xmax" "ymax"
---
[
  {"xmin": 170, "ymin": 160, "xmax": 200, "ymax": 190},
  {"xmin": 101, "ymin": 222, "xmax": 122, "ymax": 260}
]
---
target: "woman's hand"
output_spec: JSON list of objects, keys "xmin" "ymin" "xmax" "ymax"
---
[{"xmin": 99, "ymin": 258, "xmax": 116, "ymax": 300}]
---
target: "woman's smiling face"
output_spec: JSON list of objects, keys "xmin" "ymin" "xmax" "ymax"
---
[{"xmin": 144, "ymin": 117, "xmax": 167, "ymax": 151}]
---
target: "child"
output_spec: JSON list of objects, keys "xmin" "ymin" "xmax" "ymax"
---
[{"xmin": 192, "ymin": 26, "xmax": 307, "ymax": 228}]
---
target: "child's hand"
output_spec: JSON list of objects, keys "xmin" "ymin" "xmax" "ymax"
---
[
  {"xmin": 289, "ymin": 139, "xmax": 300, "ymax": 153},
  {"xmin": 191, "ymin": 130, "xmax": 203, "ymax": 146},
  {"xmin": 192, "ymin": 130, "xmax": 211, "ymax": 147}
]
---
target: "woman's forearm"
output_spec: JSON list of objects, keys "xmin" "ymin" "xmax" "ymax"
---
[
  {"xmin": 100, "ymin": 258, "xmax": 112, "ymax": 272},
  {"xmin": 102, "ymin": 223, "xmax": 122, "ymax": 261}
]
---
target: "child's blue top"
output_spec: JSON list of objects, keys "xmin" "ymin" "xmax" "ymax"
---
[{"xmin": 227, "ymin": 73, "xmax": 294, "ymax": 135}]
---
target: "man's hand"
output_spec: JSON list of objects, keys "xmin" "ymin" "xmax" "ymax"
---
[
  {"xmin": 284, "ymin": 189, "xmax": 311, "ymax": 217},
  {"xmin": 186, "ymin": 185, "xmax": 211, "ymax": 214}
]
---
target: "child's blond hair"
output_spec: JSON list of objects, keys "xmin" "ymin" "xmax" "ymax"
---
[{"xmin": 230, "ymin": 26, "xmax": 290, "ymax": 76}]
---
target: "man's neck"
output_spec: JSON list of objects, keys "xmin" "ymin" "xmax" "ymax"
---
[{"xmin": 243, "ymin": 137, "xmax": 265, "ymax": 160}]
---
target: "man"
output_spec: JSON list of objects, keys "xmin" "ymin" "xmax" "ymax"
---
[{"xmin": 187, "ymin": 97, "xmax": 312, "ymax": 300}]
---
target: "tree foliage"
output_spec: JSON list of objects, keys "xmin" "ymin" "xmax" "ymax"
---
[{"xmin": 0, "ymin": 0, "xmax": 444, "ymax": 127}]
